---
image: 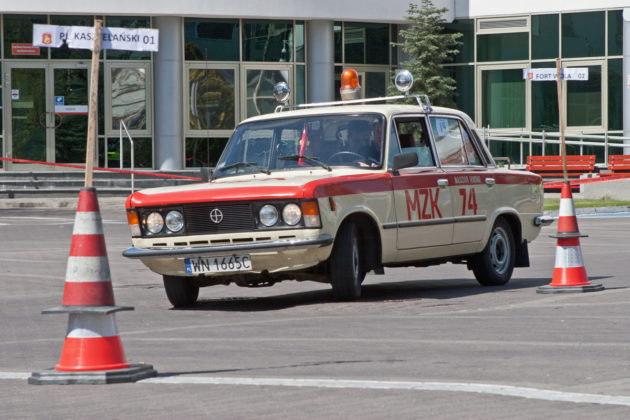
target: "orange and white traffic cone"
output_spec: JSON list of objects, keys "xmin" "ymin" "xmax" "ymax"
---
[
  {"xmin": 537, "ymin": 182, "xmax": 604, "ymax": 294},
  {"xmin": 29, "ymin": 188, "xmax": 156, "ymax": 384}
]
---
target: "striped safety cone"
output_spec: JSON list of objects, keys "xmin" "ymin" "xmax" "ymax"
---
[
  {"xmin": 29, "ymin": 188, "xmax": 156, "ymax": 385},
  {"xmin": 537, "ymin": 182, "xmax": 604, "ymax": 294}
]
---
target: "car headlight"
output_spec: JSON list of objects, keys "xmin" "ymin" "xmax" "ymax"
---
[
  {"xmin": 282, "ymin": 203, "xmax": 302, "ymax": 226},
  {"xmin": 165, "ymin": 210, "xmax": 184, "ymax": 232},
  {"xmin": 146, "ymin": 212, "xmax": 164, "ymax": 234},
  {"xmin": 259, "ymin": 204, "xmax": 279, "ymax": 227}
]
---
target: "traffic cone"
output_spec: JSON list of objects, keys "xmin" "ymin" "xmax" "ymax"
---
[
  {"xmin": 29, "ymin": 188, "xmax": 156, "ymax": 384},
  {"xmin": 537, "ymin": 182, "xmax": 604, "ymax": 294}
]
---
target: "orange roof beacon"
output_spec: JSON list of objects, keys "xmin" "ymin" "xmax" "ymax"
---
[{"xmin": 123, "ymin": 70, "xmax": 551, "ymax": 307}]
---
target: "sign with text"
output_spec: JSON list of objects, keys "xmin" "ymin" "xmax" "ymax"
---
[
  {"xmin": 522, "ymin": 68, "xmax": 589, "ymax": 81},
  {"xmin": 11, "ymin": 43, "xmax": 40, "ymax": 56},
  {"xmin": 32, "ymin": 24, "xmax": 158, "ymax": 52}
]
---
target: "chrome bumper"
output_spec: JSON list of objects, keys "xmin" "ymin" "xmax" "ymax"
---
[{"xmin": 122, "ymin": 234, "xmax": 334, "ymax": 259}]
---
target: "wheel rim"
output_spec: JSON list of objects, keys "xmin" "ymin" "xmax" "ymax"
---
[
  {"xmin": 351, "ymin": 235, "xmax": 360, "ymax": 285},
  {"xmin": 489, "ymin": 227, "xmax": 510, "ymax": 275}
]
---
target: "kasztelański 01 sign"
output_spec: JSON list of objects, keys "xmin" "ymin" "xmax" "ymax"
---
[{"xmin": 33, "ymin": 24, "xmax": 159, "ymax": 52}]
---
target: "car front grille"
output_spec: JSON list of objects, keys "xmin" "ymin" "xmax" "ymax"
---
[{"xmin": 183, "ymin": 203, "xmax": 255, "ymax": 234}]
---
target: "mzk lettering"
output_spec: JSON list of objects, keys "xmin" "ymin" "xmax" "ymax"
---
[{"xmin": 405, "ymin": 188, "xmax": 442, "ymax": 221}]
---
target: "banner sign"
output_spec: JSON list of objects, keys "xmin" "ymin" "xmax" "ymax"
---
[
  {"xmin": 522, "ymin": 68, "xmax": 589, "ymax": 81},
  {"xmin": 33, "ymin": 24, "xmax": 158, "ymax": 52}
]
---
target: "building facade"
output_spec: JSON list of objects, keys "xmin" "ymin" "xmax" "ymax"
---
[{"xmin": 0, "ymin": 1, "xmax": 627, "ymax": 171}]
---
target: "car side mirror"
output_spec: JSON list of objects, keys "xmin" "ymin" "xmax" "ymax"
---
[{"xmin": 392, "ymin": 152, "xmax": 418, "ymax": 175}]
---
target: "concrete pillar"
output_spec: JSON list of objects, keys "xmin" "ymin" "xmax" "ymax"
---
[
  {"xmin": 153, "ymin": 16, "xmax": 183, "ymax": 170},
  {"xmin": 307, "ymin": 20, "xmax": 334, "ymax": 103},
  {"xmin": 623, "ymin": 9, "xmax": 630, "ymax": 154}
]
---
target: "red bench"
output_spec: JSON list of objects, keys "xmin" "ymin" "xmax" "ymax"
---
[
  {"xmin": 525, "ymin": 155, "xmax": 596, "ymax": 179},
  {"xmin": 601, "ymin": 155, "xmax": 630, "ymax": 176}
]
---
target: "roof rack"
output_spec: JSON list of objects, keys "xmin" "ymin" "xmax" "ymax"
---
[{"xmin": 274, "ymin": 94, "xmax": 433, "ymax": 114}]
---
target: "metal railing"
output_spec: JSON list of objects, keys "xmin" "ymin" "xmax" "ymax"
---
[
  {"xmin": 119, "ymin": 120, "xmax": 135, "ymax": 193},
  {"xmin": 480, "ymin": 127, "xmax": 630, "ymax": 167}
]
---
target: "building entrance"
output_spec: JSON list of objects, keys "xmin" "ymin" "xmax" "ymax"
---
[{"xmin": 3, "ymin": 62, "xmax": 90, "ymax": 170}]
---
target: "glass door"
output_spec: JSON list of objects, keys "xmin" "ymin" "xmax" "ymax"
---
[
  {"xmin": 242, "ymin": 65, "xmax": 292, "ymax": 119},
  {"xmin": 4, "ymin": 63, "xmax": 90, "ymax": 170}
]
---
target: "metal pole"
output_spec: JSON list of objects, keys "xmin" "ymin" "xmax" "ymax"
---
[
  {"xmin": 84, "ymin": 19, "xmax": 102, "ymax": 188},
  {"xmin": 556, "ymin": 58, "xmax": 568, "ymax": 182}
]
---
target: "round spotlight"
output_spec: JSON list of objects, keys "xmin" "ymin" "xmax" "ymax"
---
[
  {"xmin": 259, "ymin": 204, "xmax": 279, "ymax": 227},
  {"xmin": 165, "ymin": 210, "xmax": 184, "ymax": 232},
  {"xmin": 282, "ymin": 203, "xmax": 302, "ymax": 226},
  {"xmin": 273, "ymin": 82, "xmax": 291, "ymax": 103},
  {"xmin": 394, "ymin": 70, "xmax": 414, "ymax": 93},
  {"xmin": 146, "ymin": 212, "xmax": 164, "ymax": 234}
]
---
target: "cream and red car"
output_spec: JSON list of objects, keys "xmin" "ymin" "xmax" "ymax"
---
[{"xmin": 123, "ymin": 95, "xmax": 547, "ymax": 307}]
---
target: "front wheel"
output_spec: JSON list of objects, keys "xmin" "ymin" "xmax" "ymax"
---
[
  {"xmin": 470, "ymin": 219, "xmax": 515, "ymax": 286},
  {"xmin": 163, "ymin": 275, "xmax": 200, "ymax": 307},
  {"xmin": 329, "ymin": 223, "xmax": 364, "ymax": 300}
]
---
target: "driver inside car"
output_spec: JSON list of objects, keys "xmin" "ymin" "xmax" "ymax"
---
[{"xmin": 346, "ymin": 120, "xmax": 381, "ymax": 167}]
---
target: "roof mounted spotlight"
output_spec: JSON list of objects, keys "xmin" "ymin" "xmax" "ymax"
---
[
  {"xmin": 273, "ymin": 81, "xmax": 291, "ymax": 104},
  {"xmin": 394, "ymin": 70, "xmax": 413, "ymax": 93}
]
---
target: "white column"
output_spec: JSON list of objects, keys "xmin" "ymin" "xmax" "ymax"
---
[
  {"xmin": 153, "ymin": 16, "xmax": 183, "ymax": 170},
  {"xmin": 307, "ymin": 20, "xmax": 335, "ymax": 103},
  {"xmin": 623, "ymin": 9, "xmax": 630, "ymax": 154}
]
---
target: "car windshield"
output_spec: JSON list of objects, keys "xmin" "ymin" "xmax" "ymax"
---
[{"xmin": 212, "ymin": 113, "xmax": 386, "ymax": 179}]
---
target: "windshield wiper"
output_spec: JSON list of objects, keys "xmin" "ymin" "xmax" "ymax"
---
[
  {"xmin": 212, "ymin": 162, "xmax": 270, "ymax": 179},
  {"xmin": 278, "ymin": 155, "xmax": 332, "ymax": 172}
]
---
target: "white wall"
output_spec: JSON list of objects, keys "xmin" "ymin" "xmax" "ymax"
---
[
  {"xmin": 456, "ymin": 0, "xmax": 628, "ymax": 19},
  {"xmin": 1, "ymin": 0, "xmax": 454, "ymax": 23}
]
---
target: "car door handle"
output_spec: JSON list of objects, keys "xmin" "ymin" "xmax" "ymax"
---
[
  {"xmin": 485, "ymin": 178, "xmax": 495, "ymax": 186},
  {"xmin": 437, "ymin": 179, "xmax": 449, "ymax": 188}
]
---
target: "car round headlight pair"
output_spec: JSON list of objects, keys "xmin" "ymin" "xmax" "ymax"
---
[
  {"xmin": 146, "ymin": 211, "xmax": 184, "ymax": 234},
  {"xmin": 259, "ymin": 203, "xmax": 302, "ymax": 227}
]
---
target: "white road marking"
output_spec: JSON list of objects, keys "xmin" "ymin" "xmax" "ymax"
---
[{"xmin": 2, "ymin": 371, "xmax": 629, "ymax": 406}]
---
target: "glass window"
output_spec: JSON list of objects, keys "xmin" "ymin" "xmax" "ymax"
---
[
  {"xmin": 481, "ymin": 69, "xmax": 525, "ymax": 128},
  {"xmin": 334, "ymin": 22, "xmax": 342, "ymax": 63},
  {"xmin": 391, "ymin": 25, "xmax": 399, "ymax": 66},
  {"xmin": 105, "ymin": 16, "xmax": 151, "ymax": 60},
  {"xmin": 188, "ymin": 68, "xmax": 235, "ymax": 130},
  {"xmin": 295, "ymin": 21, "xmax": 305, "ymax": 62},
  {"xmin": 449, "ymin": 65, "xmax": 474, "ymax": 119},
  {"xmin": 444, "ymin": 19, "xmax": 473, "ymax": 63},
  {"xmin": 608, "ymin": 58, "xmax": 622, "ymax": 131},
  {"xmin": 111, "ymin": 67, "xmax": 148, "ymax": 131},
  {"xmin": 531, "ymin": 62, "xmax": 558, "ymax": 131},
  {"xmin": 184, "ymin": 19, "xmax": 239, "ymax": 61},
  {"xmin": 243, "ymin": 20, "xmax": 293, "ymax": 62},
  {"xmin": 562, "ymin": 12, "xmax": 605, "ymax": 58},
  {"xmin": 430, "ymin": 117, "xmax": 468, "ymax": 165},
  {"xmin": 532, "ymin": 14, "xmax": 558, "ymax": 60},
  {"xmin": 246, "ymin": 69, "xmax": 290, "ymax": 117},
  {"xmin": 365, "ymin": 72, "xmax": 386, "ymax": 98},
  {"xmin": 394, "ymin": 117, "xmax": 435, "ymax": 167},
  {"xmin": 295, "ymin": 65, "xmax": 305, "ymax": 104},
  {"xmin": 186, "ymin": 138, "xmax": 228, "ymax": 168},
  {"xmin": 608, "ymin": 10, "xmax": 623, "ymax": 56},
  {"xmin": 3, "ymin": 14, "xmax": 47, "ymax": 59},
  {"xmin": 50, "ymin": 15, "xmax": 94, "ymax": 59},
  {"xmin": 477, "ymin": 33, "xmax": 528, "ymax": 62},
  {"xmin": 459, "ymin": 123, "xmax": 482, "ymax": 166},
  {"xmin": 567, "ymin": 65, "xmax": 601, "ymax": 127},
  {"xmin": 106, "ymin": 137, "xmax": 153, "ymax": 168},
  {"xmin": 344, "ymin": 23, "xmax": 389, "ymax": 65}
]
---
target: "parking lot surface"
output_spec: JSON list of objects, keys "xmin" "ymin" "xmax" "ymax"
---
[{"xmin": 1, "ymin": 200, "xmax": 630, "ymax": 419}]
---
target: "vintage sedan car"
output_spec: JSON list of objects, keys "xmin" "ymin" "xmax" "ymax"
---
[{"xmin": 123, "ymin": 87, "xmax": 547, "ymax": 307}]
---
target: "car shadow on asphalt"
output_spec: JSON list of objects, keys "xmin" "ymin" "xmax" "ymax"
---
[{"xmin": 173, "ymin": 276, "xmax": 609, "ymax": 312}]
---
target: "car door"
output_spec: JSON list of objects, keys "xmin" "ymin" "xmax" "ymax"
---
[
  {"xmin": 429, "ymin": 115, "xmax": 495, "ymax": 245},
  {"xmin": 390, "ymin": 115, "xmax": 455, "ymax": 250}
]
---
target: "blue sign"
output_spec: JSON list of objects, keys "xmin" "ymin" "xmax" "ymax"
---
[{"xmin": 55, "ymin": 96, "xmax": 65, "ymax": 105}]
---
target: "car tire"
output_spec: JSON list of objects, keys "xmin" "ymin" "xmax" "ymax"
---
[
  {"xmin": 329, "ymin": 222, "xmax": 364, "ymax": 300},
  {"xmin": 471, "ymin": 219, "xmax": 515, "ymax": 286},
  {"xmin": 163, "ymin": 275, "xmax": 199, "ymax": 307}
]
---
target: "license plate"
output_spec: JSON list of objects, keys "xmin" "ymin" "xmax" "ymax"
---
[{"xmin": 184, "ymin": 254, "xmax": 252, "ymax": 274}]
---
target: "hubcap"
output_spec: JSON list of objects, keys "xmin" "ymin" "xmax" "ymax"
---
[{"xmin": 490, "ymin": 227, "xmax": 509, "ymax": 275}]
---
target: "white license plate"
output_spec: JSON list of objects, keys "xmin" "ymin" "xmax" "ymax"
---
[{"xmin": 184, "ymin": 255, "xmax": 252, "ymax": 274}]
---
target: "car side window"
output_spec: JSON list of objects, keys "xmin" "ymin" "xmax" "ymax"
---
[
  {"xmin": 459, "ymin": 122, "xmax": 483, "ymax": 166},
  {"xmin": 430, "ymin": 117, "xmax": 470, "ymax": 166},
  {"xmin": 393, "ymin": 117, "xmax": 435, "ymax": 167}
]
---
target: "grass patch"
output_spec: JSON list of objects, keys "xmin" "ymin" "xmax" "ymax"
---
[{"xmin": 544, "ymin": 198, "xmax": 630, "ymax": 211}]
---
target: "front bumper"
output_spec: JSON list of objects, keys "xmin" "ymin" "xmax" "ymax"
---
[{"xmin": 123, "ymin": 234, "xmax": 334, "ymax": 259}]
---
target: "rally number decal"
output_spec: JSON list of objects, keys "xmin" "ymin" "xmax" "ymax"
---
[{"xmin": 458, "ymin": 188, "xmax": 478, "ymax": 215}]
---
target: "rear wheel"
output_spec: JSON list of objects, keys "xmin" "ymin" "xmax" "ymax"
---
[
  {"xmin": 163, "ymin": 275, "xmax": 199, "ymax": 307},
  {"xmin": 329, "ymin": 223, "xmax": 364, "ymax": 300},
  {"xmin": 471, "ymin": 219, "xmax": 515, "ymax": 286}
]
